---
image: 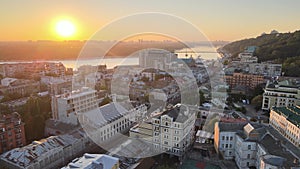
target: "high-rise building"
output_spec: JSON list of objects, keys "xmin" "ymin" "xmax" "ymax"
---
[{"xmin": 0, "ymin": 112, "xmax": 26, "ymax": 154}]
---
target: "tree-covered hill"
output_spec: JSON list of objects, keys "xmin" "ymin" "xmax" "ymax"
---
[{"xmin": 222, "ymin": 30, "xmax": 300, "ymax": 77}]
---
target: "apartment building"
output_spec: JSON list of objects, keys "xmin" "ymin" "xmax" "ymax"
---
[
  {"xmin": 225, "ymin": 72, "xmax": 264, "ymax": 90},
  {"xmin": 238, "ymin": 52, "xmax": 258, "ymax": 63},
  {"xmin": 81, "ymin": 102, "xmax": 147, "ymax": 144},
  {"xmin": 269, "ymin": 106, "xmax": 300, "ymax": 147},
  {"xmin": 0, "ymin": 112, "xmax": 26, "ymax": 154},
  {"xmin": 247, "ymin": 63, "xmax": 282, "ymax": 77},
  {"xmin": 62, "ymin": 153, "xmax": 119, "ymax": 169},
  {"xmin": 51, "ymin": 87, "xmax": 99, "ymax": 125},
  {"xmin": 214, "ymin": 122, "xmax": 300, "ymax": 168},
  {"xmin": 139, "ymin": 49, "xmax": 177, "ymax": 70},
  {"xmin": 262, "ymin": 80, "xmax": 300, "ymax": 110},
  {"xmin": 0, "ymin": 129, "xmax": 92, "ymax": 169},
  {"xmin": 129, "ymin": 104, "xmax": 196, "ymax": 157}
]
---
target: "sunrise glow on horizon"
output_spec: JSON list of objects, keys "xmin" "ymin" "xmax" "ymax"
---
[
  {"xmin": 1, "ymin": 0, "xmax": 300, "ymax": 41},
  {"xmin": 55, "ymin": 20, "xmax": 76, "ymax": 38}
]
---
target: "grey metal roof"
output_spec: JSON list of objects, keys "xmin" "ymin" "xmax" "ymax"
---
[{"xmin": 84, "ymin": 102, "xmax": 128, "ymax": 127}]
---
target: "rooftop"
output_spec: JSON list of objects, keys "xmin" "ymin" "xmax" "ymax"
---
[
  {"xmin": 156, "ymin": 104, "xmax": 191, "ymax": 123},
  {"xmin": 83, "ymin": 102, "xmax": 128, "ymax": 127},
  {"xmin": 218, "ymin": 122, "xmax": 300, "ymax": 167},
  {"xmin": 0, "ymin": 129, "xmax": 86, "ymax": 168},
  {"xmin": 62, "ymin": 153, "xmax": 119, "ymax": 169},
  {"xmin": 260, "ymin": 134, "xmax": 298, "ymax": 168},
  {"xmin": 272, "ymin": 106, "xmax": 300, "ymax": 127}
]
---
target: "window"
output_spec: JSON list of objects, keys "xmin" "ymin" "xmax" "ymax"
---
[
  {"xmin": 222, "ymin": 136, "xmax": 225, "ymax": 140},
  {"xmin": 230, "ymin": 136, "xmax": 233, "ymax": 141},
  {"xmin": 225, "ymin": 144, "xmax": 228, "ymax": 148},
  {"xmin": 248, "ymin": 145, "xmax": 251, "ymax": 150},
  {"xmin": 229, "ymin": 144, "xmax": 232, "ymax": 148},
  {"xmin": 226, "ymin": 136, "xmax": 229, "ymax": 140},
  {"xmin": 247, "ymin": 154, "xmax": 250, "ymax": 159}
]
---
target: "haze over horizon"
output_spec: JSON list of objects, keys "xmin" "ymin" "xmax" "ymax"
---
[{"xmin": 1, "ymin": 0, "xmax": 300, "ymax": 42}]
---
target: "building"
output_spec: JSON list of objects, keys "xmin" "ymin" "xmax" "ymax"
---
[
  {"xmin": 247, "ymin": 63, "xmax": 282, "ymax": 77},
  {"xmin": 0, "ymin": 78, "xmax": 40, "ymax": 96},
  {"xmin": 225, "ymin": 72, "xmax": 264, "ymax": 90},
  {"xmin": 238, "ymin": 52, "xmax": 258, "ymax": 63},
  {"xmin": 262, "ymin": 80, "xmax": 300, "ymax": 110},
  {"xmin": 0, "ymin": 62, "xmax": 69, "ymax": 78},
  {"xmin": 44, "ymin": 62, "xmax": 67, "ymax": 77},
  {"xmin": 0, "ymin": 112, "xmax": 26, "ymax": 154},
  {"xmin": 51, "ymin": 87, "xmax": 99, "ymax": 125},
  {"xmin": 0, "ymin": 129, "xmax": 92, "ymax": 169},
  {"xmin": 214, "ymin": 122, "xmax": 300, "ymax": 169},
  {"xmin": 139, "ymin": 49, "xmax": 177, "ymax": 70},
  {"xmin": 62, "ymin": 153, "xmax": 119, "ymax": 169},
  {"xmin": 129, "ymin": 104, "xmax": 196, "ymax": 157},
  {"xmin": 269, "ymin": 106, "xmax": 300, "ymax": 147},
  {"xmin": 0, "ymin": 97, "xmax": 29, "ymax": 112},
  {"xmin": 80, "ymin": 102, "xmax": 147, "ymax": 144}
]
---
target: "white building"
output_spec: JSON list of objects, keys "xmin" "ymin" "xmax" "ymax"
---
[
  {"xmin": 62, "ymin": 153, "xmax": 119, "ymax": 169},
  {"xmin": 81, "ymin": 102, "xmax": 147, "ymax": 144},
  {"xmin": 238, "ymin": 52, "xmax": 258, "ymax": 63},
  {"xmin": 262, "ymin": 80, "xmax": 300, "ymax": 110},
  {"xmin": 129, "ymin": 104, "xmax": 196, "ymax": 157},
  {"xmin": 247, "ymin": 63, "xmax": 282, "ymax": 77},
  {"xmin": 139, "ymin": 49, "xmax": 177, "ymax": 70},
  {"xmin": 214, "ymin": 122, "xmax": 300, "ymax": 169},
  {"xmin": 51, "ymin": 87, "xmax": 99, "ymax": 125},
  {"xmin": 269, "ymin": 106, "xmax": 300, "ymax": 147}
]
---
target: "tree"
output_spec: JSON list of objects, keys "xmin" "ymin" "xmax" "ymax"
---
[
  {"xmin": 199, "ymin": 90, "xmax": 205, "ymax": 105},
  {"xmin": 99, "ymin": 97, "xmax": 112, "ymax": 106},
  {"xmin": 19, "ymin": 96, "xmax": 51, "ymax": 143},
  {"xmin": 251, "ymin": 95, "xmax": 263, "ymax": 111}
]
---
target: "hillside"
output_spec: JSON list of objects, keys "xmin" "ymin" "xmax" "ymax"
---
[{"xmin": 222, "ymin": 30, "xmax": 300, "ymax": 77}]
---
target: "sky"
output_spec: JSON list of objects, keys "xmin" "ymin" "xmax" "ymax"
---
[{"xmin": 1, "ymin": 0, "xmax": 300, "ymax": 41}]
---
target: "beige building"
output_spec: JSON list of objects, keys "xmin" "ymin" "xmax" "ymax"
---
[
  {"xmin": 262, "ymin": 80, "xmax": 300, "ymax": 110},
  {"xmin": 129, "ymin": 104, "xmax": 196, "ymax": 157},
  {"xmin": 269, "ymin": 106, "xmax": 300, "ymax": 147}
]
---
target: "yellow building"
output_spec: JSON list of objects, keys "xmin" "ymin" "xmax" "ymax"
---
[{"xmin": 269, "ymin": 106, "xmax": 300, "ymax": 147}]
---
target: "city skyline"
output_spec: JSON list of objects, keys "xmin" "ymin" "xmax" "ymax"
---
[{"xmin": 1, "ymin": 0, "xmax": 300, "ymax": 41}]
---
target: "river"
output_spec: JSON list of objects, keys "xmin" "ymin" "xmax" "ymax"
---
[{"xmin": 0, "ymin": 46, "xmax": 220, "ymax": 70}]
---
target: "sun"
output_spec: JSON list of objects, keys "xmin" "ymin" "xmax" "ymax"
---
[{"xmin": 55, "ymin": 20, "xmax": 76, "ymax": 37}]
